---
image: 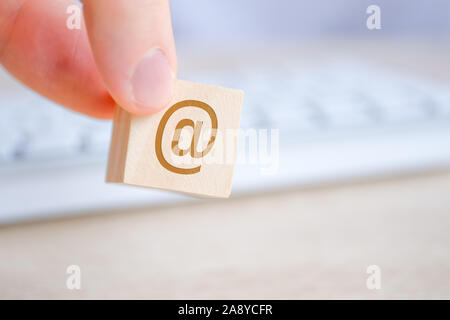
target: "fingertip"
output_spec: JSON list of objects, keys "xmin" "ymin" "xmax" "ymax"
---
[
  {"xmin": 82, "ymin": 0, "xmax": 177, "ymax": 117},
  {"xmin": 127, "ymin": 48, "xmax": 174, "ymax": 115}
]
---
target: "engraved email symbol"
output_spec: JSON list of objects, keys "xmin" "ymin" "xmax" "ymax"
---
[{"xmin": 155, "ymin": 100, "xmax": 218, "ymax": 174}]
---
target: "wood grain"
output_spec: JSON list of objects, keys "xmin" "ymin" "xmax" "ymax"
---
[
  {"xmin": 106, "ymin": 80, "xmax": 243, "ymax": 197},
  {"xmin": 1, "ymin": 169, "xmax": 450, "ymax": 299}
]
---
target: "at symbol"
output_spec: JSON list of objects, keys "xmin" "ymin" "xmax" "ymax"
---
[{"xmin": 155, "ymin": 100, "xmax": 218, "ymax": 175}]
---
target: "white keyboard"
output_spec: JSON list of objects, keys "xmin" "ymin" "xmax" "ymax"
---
[
  {"xmin": 1, "ymin": 62, "xmax": 450, "ymax": 166},
  {"xmin": 2, "ymin": 62, "xmax": 450, "ymax": 166},
  {"xmin": 1, "ymin": 61, "xmax": 450, "ymax": 222}
]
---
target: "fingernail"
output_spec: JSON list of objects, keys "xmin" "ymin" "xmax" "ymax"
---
[{"xmin": 130, "ymin": 48, "xmax": 174, "ymax": 112}]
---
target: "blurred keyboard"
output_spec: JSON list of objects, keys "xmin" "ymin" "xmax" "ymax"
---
[
  {"xmin": 1, "ymin": 62, "xmax": 450, "ymax": 166},
  {"xmin": 2, "ymin": 61, "xmax": 450, "ymax": 222}
]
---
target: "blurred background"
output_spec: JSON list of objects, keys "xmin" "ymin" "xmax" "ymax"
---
[
  {"xmin": 173, "ymin": 0, "xmax": 450, "ymax": 40},
  {"xmin": 1, "ymin": 0, "xmax": 450, "ymax": 299}
]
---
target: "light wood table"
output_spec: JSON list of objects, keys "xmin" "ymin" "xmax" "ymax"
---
[{"xmin": 1, "ymin": 169, "xmax": 450, "ymax": 299}]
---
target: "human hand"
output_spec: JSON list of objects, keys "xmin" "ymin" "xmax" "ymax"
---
[{"xmin": 0, "ymin": 0, "xmax": 177, "ymax": 118}]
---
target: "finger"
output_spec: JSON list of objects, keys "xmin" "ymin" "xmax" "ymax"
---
[
  {"xmin": 0, "ymin": 0, "xmax": 116, "ymax": 119},
  {"xmin": 83, "ymin": 0, "xmax": 177, "ymax": 115}
]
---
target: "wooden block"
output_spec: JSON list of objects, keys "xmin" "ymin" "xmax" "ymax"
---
[{"xmin": 106, "ymin": 79, "xmax": 244, "ymax": 198}]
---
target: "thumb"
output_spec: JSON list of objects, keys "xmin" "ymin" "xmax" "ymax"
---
[{"xmin": 83, "ymin": 0, "xmax": 177, "ymax": 115}]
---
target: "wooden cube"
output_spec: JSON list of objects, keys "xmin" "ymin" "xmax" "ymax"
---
[{"xmin": 106, "ymin": 79, "xmax": 243, "ymax": 198}]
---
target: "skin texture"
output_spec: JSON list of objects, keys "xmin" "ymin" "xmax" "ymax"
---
[{"xmin": 0, "ymin": 0, "xmax": 177, "ymax": 119}]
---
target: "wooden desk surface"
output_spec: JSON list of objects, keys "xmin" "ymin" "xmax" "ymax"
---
[
  {"xmin": 1, "ymin": 39, "xmax": 450, "ymax": 299},
  {"xmin": 1, "ymin": 169, "xmax": 450, "ymax": 299}
]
